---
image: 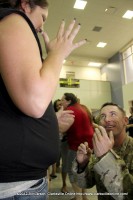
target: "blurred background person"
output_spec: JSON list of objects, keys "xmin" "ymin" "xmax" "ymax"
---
[
  {"xmin": 78, "ymin": 99, "xmax": 99, "ymax": 129},
  {"xmin": 126, "ymin": 106, "xmax": 133, "ymax": 137},
  {"xmin": 54, "ymin": 99, "xmax": 70, "ymax": 193},
  {"xmin": 61, "ymin": 93, "xmax": 94, "ymax": 200},
  {"xmin": 49, "ymin": 99, "xmax": 62, "ymax": 180}
]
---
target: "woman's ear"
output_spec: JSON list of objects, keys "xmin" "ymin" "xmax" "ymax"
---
[{"xmin": 20, "ymin": 0, "xmax": 31, "ymax": 13}]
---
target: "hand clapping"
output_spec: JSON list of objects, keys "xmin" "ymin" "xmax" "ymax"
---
[
  {"xmin": 56, "ymin": 106, "xmax": 75, "ymax": 133},
  {"xmin": 76, "ymin": 142, "xmax": 92, "ymax": 168},
  {"xmin": 76, "ymin": 126, "xmax": 114, "ymax": 167},
  {"xmin": 92, "ymin": 126, "xmax": 114, "ymax": 158}
]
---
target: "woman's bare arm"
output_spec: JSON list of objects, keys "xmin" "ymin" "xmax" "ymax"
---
[{"xmin": 0, "ymin": 14, "xmax": 86, "ymax": 118}]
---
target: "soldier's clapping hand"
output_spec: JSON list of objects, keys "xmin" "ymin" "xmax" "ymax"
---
[
  {"xmin": 76, "ymin": 142, "xmax": 92, "ymax": 168},
  {"xmin": 92, "ymin": 126, "xmax": 114, "ymax": 158}
]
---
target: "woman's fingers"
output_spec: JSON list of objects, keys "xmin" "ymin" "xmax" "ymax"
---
[
  {"xmin": 57, "ymin": 19, "xmax": 65, "ymax": 39},
  {"xmin": 72, "ymin": 39, "xmax": 87, "ymax": 51},
  {"xmin": 64, "ymin": 18, "xmax": 76, "ymax": 39},
  {"xmin": 57, "ymin": 19, "xmax": 85, "ymax": 44},
  {"xmin": 41, "ymin": 31, "xmax": 50, "ymax": 53},
  {"xmin": 41, "ymin": 19, "xmax": 87, "ymax": 57},
  {"xmin": 68, "ymin": 23, "xmax": 81, "ymax": 41}
]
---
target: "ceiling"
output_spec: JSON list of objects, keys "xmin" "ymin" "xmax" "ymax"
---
[{"xmin": 39, "ymin": 0, "xmax": 133, "ymax": 68}]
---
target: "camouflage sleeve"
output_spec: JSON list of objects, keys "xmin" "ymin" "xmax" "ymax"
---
[
  {"xmin": 94, "ymin": 149, "xmax": 133, "ymax": 200},
  {"xmin": 72, "ymin": 157, "xmax": 96, "ymax": 188}
]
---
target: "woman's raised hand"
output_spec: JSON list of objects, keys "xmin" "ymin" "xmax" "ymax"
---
[{"xmin": 41, "ymin": 19, "xmax": 87, "ymax": 58}]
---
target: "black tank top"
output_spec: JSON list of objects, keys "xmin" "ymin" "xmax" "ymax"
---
[{"xmin": 0, "ymin": 8, "xmax": 59, "ymax": 182}]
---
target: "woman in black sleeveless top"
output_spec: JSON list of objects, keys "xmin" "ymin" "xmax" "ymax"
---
[{"xmin": 0, "ymin": 0, "xmax": 86, "ymax": 199}]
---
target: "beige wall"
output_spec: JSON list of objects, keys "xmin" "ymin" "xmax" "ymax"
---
[
  {"xmin": 53, "ymin": 79, "xmax": 111, "ymax": 110},
  {"xmin": 123, "ymin": 82, "xmax": 133, "ymax": 115},
  {"xmin": 53, "ymin": 65, "xmax": 111, "ymax": 110},
  {"xmin": 60, "ymin": 65, "xmax": 102, "ymax": 80}
]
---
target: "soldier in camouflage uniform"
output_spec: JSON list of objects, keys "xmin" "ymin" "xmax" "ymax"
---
[{"xmin": 72, "ymin": 102, "xmax": 133, "ymax": 200}]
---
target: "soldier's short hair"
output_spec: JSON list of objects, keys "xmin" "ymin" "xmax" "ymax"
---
[{"xmin": 100, "ymin": 102, "xmax": 126, "ymax": 116}]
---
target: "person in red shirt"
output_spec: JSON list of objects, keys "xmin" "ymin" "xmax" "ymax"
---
[{"xmin": 61, "ymin": 93, "xmax": 94, "ymax": 200}]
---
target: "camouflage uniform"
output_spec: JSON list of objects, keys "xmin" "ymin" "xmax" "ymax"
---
[{"xmin": 72, "ymin": 135, "xmax": 133, "ymax": 200}]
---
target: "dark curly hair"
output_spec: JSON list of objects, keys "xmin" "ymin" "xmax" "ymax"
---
[
  {"xmin": 64, "ymin": 93, "xmax": 78, "ymax": 106},
  {"xmin": 53, "ymin": 99, "xmax": 61, "ymax": 112}
]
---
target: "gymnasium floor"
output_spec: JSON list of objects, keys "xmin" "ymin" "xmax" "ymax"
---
[{"xmin": 48, "ymin": 169, "xmax": 98, "ymax": 200}]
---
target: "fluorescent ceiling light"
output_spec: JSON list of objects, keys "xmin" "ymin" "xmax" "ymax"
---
[
  {"xmin": 97, "ymin": 42, "xmax": 107, "ymax": 48},
  {"xmin": 122, "ymin": 10, "xmax": 133, "ymax": 19},
  {"xmin": 88, "ymin": 62, "xmax": 102, "ymax": 67},
  {"xmin": 74, "ymin": 0, "xmax": 87, "ymax": 10}
]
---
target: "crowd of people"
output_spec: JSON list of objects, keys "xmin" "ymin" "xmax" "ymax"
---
[{"xmin": 48, "ymin": 98, "xmax": 133, "ymax": 200}]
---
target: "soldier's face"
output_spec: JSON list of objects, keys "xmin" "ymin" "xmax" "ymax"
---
[{"xmin": 99, "ymin": 105, "xmax": 128, "ymax": 137}]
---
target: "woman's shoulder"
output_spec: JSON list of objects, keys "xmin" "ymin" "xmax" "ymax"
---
[
  {"xmin": 0, "ymin": 16, "xmax": 32, "ymax": 46},
  {"xmin": 0, "ymin": 8, "xmax": 29, "ymax": 21}
]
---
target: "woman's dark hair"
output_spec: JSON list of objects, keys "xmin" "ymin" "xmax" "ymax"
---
[
  {"xmin": 64, "ymin": 93, "xmax": 78, "ymax": 106},
  {"xmin": 53, "ymin": 99, "xmax": 61, "ymax": 112},
  {"xmin": 0, "ymin": 0, "xmax": 48, "ymax": 9}
]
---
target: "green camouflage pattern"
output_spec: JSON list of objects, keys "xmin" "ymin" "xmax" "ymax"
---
[{"xmin": 72, "ymin": 135, "xmax": 133, "ymax": 200}]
